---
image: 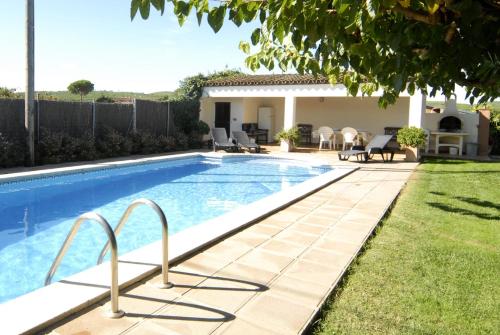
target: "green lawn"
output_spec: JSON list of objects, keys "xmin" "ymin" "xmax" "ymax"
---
[{"xmin": 312, "ymin": 159, "xmax": 500, "ymax": 335}]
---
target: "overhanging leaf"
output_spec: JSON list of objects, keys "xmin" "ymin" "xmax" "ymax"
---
[
  {"xmin": 251, "ymin": 28, "xmax": 261, "ymax": 46},
  {"xmin": 239, "ymin": 41, "xmax": 251, "ymax": 54},
  {"xmin": 207, "ymin": 6, "xmax": 226, "ymax": 33},
  {"xmin": 131, "ymin": 0, "xmax": 141, "ymax": 19},
  {"xmin": 139, "ymin": 0, "xmax": 150, "ymax": 19}
]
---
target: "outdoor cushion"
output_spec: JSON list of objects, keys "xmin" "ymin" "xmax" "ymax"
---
[
  {"xmin": 232, "ymin": 131, "xmax": 261, "ymax": 153},
  {"xmin": 211, "ymin": 128, "xmax": 238, "ymax": 152},
  {"xmin": 338, "ymin": 135, "xmax": 395, "ymax": 162}
]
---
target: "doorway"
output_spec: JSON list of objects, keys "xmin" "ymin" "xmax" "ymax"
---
[{"xmin": 215, "ymin": 102, "xmax": 231, "ymax": 137}]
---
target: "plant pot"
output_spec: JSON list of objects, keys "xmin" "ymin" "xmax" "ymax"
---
[
  {"xmin": 280, "ymin": 140, "xmax": 293, "ymax": 152},
  {"xmin": 405, "ymin": 147, "xmax": 420, "ymax": 162}
]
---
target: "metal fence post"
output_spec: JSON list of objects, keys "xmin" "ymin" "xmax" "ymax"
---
[
  {"xmin": 167, "ymin": 101, "xmax": 170, "ymax": 137},
  {"xmin": 92, "ymin": 99, "xmax": 96, "ymax": 137},
  {"xmin": 36, "ymin": 93, "xmax": 40, "ymax": 142},
  {"xmin": 132, "ymin": 98, "xmax": 137, "ymax": 134}
]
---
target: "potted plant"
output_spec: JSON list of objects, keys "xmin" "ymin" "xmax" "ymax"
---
[
  {"xmin": 275, "ymin": 127, "xmax": 301, "ymax": 152},
  {"xmin": 397, "ymin": 126, "xmax": 427, "ymax": 161}
]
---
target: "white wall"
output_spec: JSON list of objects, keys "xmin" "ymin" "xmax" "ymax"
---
[
  {"xmin": 295, "ymin": 97, "xmax": 410, "ymax": 136},
  {"xmin": 199, "ymin": 97, "xmax": 244, "ymax": 139},
  {"xmin": 422, "ymin": 111, "xmax": 479, "ymax": 147},
  {"xmin": 242, "ymin": 97, "xmax": 285, "ymax": 139}
]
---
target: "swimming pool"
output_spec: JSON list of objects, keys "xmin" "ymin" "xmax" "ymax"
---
[{"xmin": 0, "ymin": 155, "xmax": 333, "ymax": 303}]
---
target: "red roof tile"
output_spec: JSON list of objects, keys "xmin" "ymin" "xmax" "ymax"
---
[{"xmin": 204, "ymin": 74, "xmax": 335, "ymax": 87}]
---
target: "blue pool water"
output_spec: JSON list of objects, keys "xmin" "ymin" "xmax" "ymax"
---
[{"xmin": 0, "ymin": 155, "xmax": 332, "ymax": 303}]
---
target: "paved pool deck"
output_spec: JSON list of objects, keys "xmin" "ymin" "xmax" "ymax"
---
[{"xmin": 47, "ymin": 148, "xmax": 418, "ymax": 335}]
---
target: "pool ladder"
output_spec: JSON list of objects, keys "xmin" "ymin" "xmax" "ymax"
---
[{"xmin": 44, "ymin": 198, "xmax": 173, "ymax": 318}]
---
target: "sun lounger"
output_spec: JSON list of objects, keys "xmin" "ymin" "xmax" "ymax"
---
[
  {"xmin": 338, "ymin": 135, "xmax": 395, "ymax": 162},
  {"xmin": 232, "ymin": 131, "xmax": 261, "ymax": 153},
  {"xmin": 211, "ymin": 128, "xmax": 238, "ymax": 152}
]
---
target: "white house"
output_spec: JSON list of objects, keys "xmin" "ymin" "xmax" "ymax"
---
[{"xmin": 200, "ymin": 74, "xmax": 480, "ymax": 154}]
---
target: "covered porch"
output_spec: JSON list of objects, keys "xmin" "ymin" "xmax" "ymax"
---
[{"xmin": 200, "ymin": 75, "xmax": 426, "ymax": 151}]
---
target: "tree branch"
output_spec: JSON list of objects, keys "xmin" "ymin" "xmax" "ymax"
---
[
  {"xmin": 390, "ymin": 4, "xmax": 439, "ymax": 25},
  {"xmin": 444, "ymin": 22, "xmax": 457, "ymax": 44}
]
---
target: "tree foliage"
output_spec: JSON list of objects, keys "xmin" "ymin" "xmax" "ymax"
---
[
  {"xmin": 165, "ymin": 69, "xmax": 243, "ymax": 135},
  {"xmin": 0, "ymin": 87, "xmax": 16, "ymax": 98},
  {"xmin": 67, "ymin": 80, "xmax": 95, "ymax": 102},
  {"xmin": 172, "ymin": 69, "xmax": 244, "ymax": 100},
  {"xmin": 131, "ymin": 0, "xmax": 499, "ymax": 106},
  {"xmin": 95, "ymin": 95, "xmax": 115, "ymax": 103},
  {"xmin": 397, "ymin": 126, "xmax": 428, "ymax": 148}
]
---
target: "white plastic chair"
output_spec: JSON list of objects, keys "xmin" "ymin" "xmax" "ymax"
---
[
  {"xmin": 341, "ymin": 127, "xmax": 358, "ymax": 150},
  {"xmin": 318, "ymin": 126, "xmax": 335, "ymax": 150}
]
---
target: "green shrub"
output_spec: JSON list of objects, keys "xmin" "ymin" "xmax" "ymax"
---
[
  {"xmin": 95, "ymin": 95, "xmax": 115, "ymax": 103},
  {"xmin": 168, "ymin": 70, "xmax": 243, "ymax": 137},
  {"xmin": 129, "ymin": 130, "xmax": 159, "ymax": 154},
  {"xmin": 170, "ymin": 99, "xmax": 200, "ymax": 135},
  {"xmin": 275, "ymin": 127, "xmax": 301, "ymax": 146},
  {"xmin": 397, "ymin": 126, "xmax": 427, "ymax": 148},
  {"xmin": 196, "ymin": 120, "xmax": 210, "ymax": 135},
  {"xmin": 157, "ymin": 135, "xmax": 176, "ymax": 152},
  {"xmin": 96, "ymin": 126, "xmax": 131, "ymax": 157},
  {"xmin": 74, "ymin": 131, "xmax": 98, "ymax": 161},
  {"xmin": 174, "ymin": 132, "xmax": 189, "ymax": 150},
  {"xmin": 490, "ymin": 109, "xmax": 500, "ymax": 155},
  {"xmin": 0, "ymin": 133, "xmax": 25, "ymax": 167},
  {"xmin": 37, "ymin": 128, "xmax": 65, "ymax": 164},
  {"xmin": 37, "ymin": 128, "xmax": 97, "ymax": 164}
]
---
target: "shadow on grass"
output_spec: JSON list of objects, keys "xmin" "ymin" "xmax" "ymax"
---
[
  {"xmin": 422, "ymin": 158, "xmax": 499, "ymax": 165},
  {"xmin": 426, "ymin": 202, "xmax": 500, "ymax": 221},
  {"xmin": 423, "ymin": 170, "xmax": 500, "ymax": 174},
  {"xmin": 428, "ymin": 191, "xmax": 500, "ymax": 219},
  {"xmin": 455, "ymin": 196, "xmax": 500, "ymax": 211},
  {"xmin": 422, "ymin": 158, "xmax": 468, "ymax": 165}
]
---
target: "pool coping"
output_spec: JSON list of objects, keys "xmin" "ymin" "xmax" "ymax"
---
[{"xmin": 0, "ymin": 153, "xmax": 357, "ymax": 335}]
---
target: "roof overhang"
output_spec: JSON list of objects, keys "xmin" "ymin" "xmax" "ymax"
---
[{"xmin": 202, "ymin": 83, "xmax": 412, "ymax": 99}]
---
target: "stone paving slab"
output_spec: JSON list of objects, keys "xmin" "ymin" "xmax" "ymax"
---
[{"xmin": 48, "ymin": 155, "xmax": 418, "ymax": 335}]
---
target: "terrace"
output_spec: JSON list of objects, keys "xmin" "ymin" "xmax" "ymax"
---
[{"xmin": 0, "ymin": 148, "xmax": 417, "ymax": 334}]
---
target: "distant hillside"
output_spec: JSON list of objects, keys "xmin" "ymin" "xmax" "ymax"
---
[
  {"xmin": 34, "ymin": 90, "xmax": 172, "ymax": 102},
  {"xmin": 427, "ymin": 100, "xmax": 500, "ymax": 112}
]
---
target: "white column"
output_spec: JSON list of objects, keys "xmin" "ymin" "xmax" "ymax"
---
[
  {"xmin": 283, "ymin": 95, "xmax": 296, "ymax": 130},
  {"xmin": 408, "ymin": 90, "xmax": 426, "ymax": 127}
]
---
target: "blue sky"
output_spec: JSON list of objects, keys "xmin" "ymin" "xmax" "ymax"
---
[
  {"xmin": 0, "ymin": 0, "xmax": 268, "ymax": 93},
  {"xmin": 0, "ymin": 1, "xmax": 479, "ymax": 103}
]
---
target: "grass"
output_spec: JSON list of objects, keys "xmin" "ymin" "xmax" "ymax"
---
[
  {"xmin": 312, "ymin": 158, "xmax": 500, "ymax": 335},
  {"xmin": 34, "ymin": 90, "xmax": 172, "ymax": 102}
]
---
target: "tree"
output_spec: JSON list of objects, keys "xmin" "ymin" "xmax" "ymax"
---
[
  {"xmin": 0, "ymin": 87, "xmax": 16, "ymax": 98},
  {"xmin": 68, "ymin": 80, "xmax": 94, "ymax": 102},
  {"xmin": 130, "ymin": 0, "xmax": 499, "ymax": 106},
  {"xmin": 173, "ymin": 69, "xmax": 243, "ymax": 100},
  {"xmin": 165, "ymin": 69, "xmax": 243, "ymax": 135},
  {"xmin": 95, "ymin": 95, "xmax": 115, "ymax": 103}
]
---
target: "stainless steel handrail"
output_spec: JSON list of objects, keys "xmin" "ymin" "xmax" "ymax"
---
[
  {"xmin": 97, "ymin": 198, "xmax": 173, "ymax": 289},
  {"xmin": 44, "ymin": 212, "xmax": 124, "ymax": 318}
]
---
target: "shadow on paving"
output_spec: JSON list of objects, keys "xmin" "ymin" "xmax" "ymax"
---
[{"xmin": 123, "ymin": 298, "xmax": 235, "ymax": 322}]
